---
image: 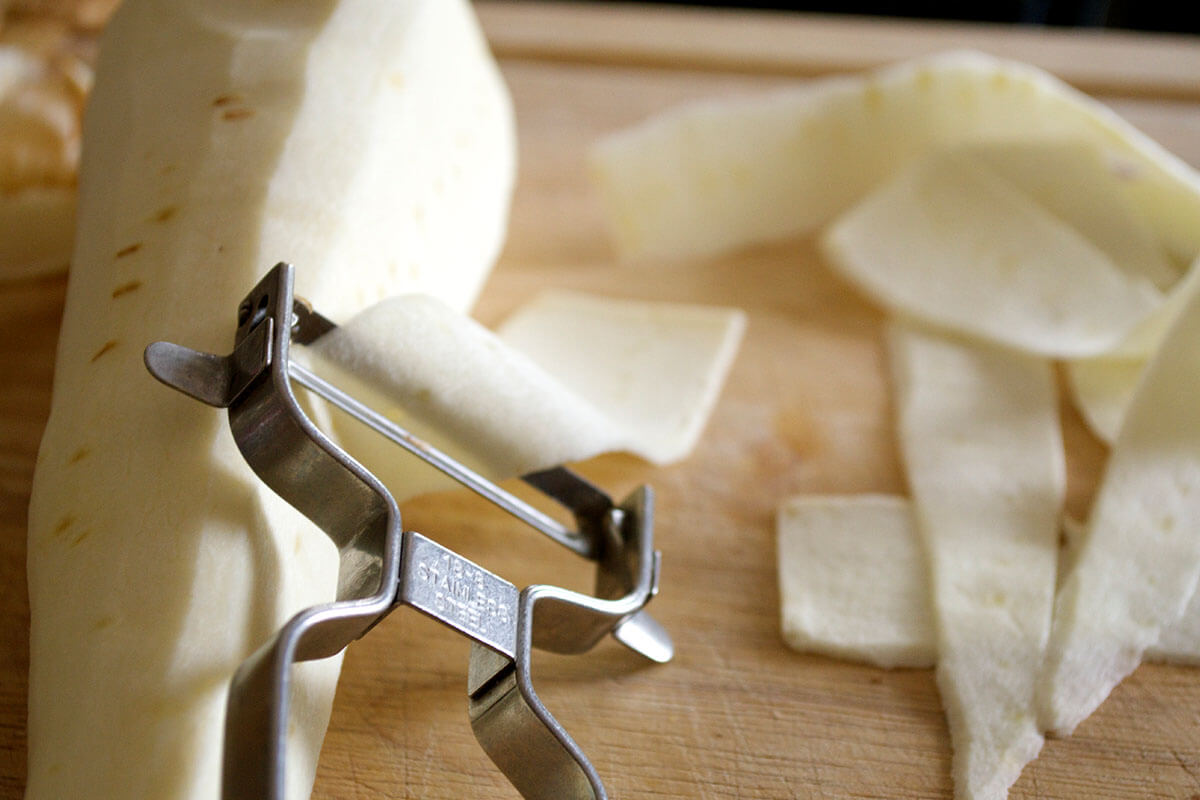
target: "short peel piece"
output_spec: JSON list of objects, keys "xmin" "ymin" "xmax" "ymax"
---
[
  {"xmin": 496, "ymin": 288, "xmax": 748, "ymax": 465},
  {"xmin": 776, "ymin": 494, "xmax": 935, "ymax": 669},
  {"xmin": 889, "ymin": 321, "xmax": 1064, "ymax": 800},
  {"xmin": 1038, "ymin": 280, "xmax": 1200, "ymax": 736}
]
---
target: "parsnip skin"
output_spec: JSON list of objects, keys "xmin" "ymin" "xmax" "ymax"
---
[{"xmin": 25, "ymin": 1, "xmax": 514, "ymax": 798}]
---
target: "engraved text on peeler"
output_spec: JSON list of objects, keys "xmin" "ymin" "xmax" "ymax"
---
[{"xmin": 401, "ymin": 531, "xmax": 519, "ymax": 658}]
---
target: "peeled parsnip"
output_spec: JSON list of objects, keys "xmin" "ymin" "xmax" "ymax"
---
[{"xmin": 25, "ymin": 1, "xmax": 514, "ymax": 797}]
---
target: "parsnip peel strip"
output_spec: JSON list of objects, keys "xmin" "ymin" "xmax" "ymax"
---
[
  {"xmin": 496, "ymin": 288, "xmax": 747, "ymax": 465},
  {"xmin": 962, "ymin": 140, "xmax": 1178, "ymax": 291},
  {"xmin": 1065, "ymin": 256, "xmax": 1200, "ymax": 444},
  {"xmin": 303, "ymin": 290, "xmax": 745, "ymax": 501},
  {"xmin": 591, "ymin": 51, "xmax": 1200, "ymax": 264},
  {"xmin": 774, "ymin": 501, "xmax": 1192, "ymax": 678},
  {"xmin": 889, "ymin": 322, "xmax": 1063, "ymax": 800},
  {"xmin": 776, "ymin": 494, "xmax": 935, "ymax": 669},
  {"xmin": 1148, "ymin": 592, "xmax": 1200, "ymax": 667},
  {"xmin": 1038, "ymin": 283, "xmax": 1200, "ymax": 736},
  {"xmin": 822, "ymin": 150, "xmax": 1162, "ymax": 358},
  {"xmin": 777, "ymin": 495, "xmax": 1200, "ymax": 671}
]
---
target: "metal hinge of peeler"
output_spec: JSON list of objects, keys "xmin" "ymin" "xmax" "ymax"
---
[{"xmin": 143, "ymin": 262, "xmax": 672, "ymax": 800}]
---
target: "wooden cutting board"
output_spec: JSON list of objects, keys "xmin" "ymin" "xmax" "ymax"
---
[{"xmin": 4, "ymin": 3, "xmax": 1200, "ymax": 798}]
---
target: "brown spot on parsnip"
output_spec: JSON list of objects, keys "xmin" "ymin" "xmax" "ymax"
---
[
  {"xmin": 52, "ymin": 514, "xmax": 75, "ymax": 536},
  {"xmin": 222, "ymin": 108, "xmax": 255, "ymax": 121},
  {"xmin": 90, "ymin": 340, "xmax": 118, "ymax": 362},
  {"xmin": 93, "ymin": 616, "xmax": 116, "ymax": 631},
  {"xmin": 212, "ymin": 93, "xmax": 243, "ymax": 107},
  {"xmin": 70, "ymin": 530, "xmax": 92, "ymax": 547},
  {"xmin": 111, "ymin": 280, "xmax": 142, "ymax": 299},
  {"xmin": 115, "ymin": 243, "xmax": 142, "ymax": 258},
  {"xmin": 69, "ymin": 446, "xmax": 90, "ymax": 464},
  {"xmin": 151, "ymin": 205, "xmax": 178, "ymax": 223}
]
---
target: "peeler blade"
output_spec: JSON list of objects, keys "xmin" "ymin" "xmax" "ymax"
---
[{"xmin": 612, "ymin": 609, "xmax": 674, "ymax": 664}]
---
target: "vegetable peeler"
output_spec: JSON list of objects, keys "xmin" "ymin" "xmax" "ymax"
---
[{"xmin": 143, "ymin": 262, "xmax": 673, "ymax": 800}]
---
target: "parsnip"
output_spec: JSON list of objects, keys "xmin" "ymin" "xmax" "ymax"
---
[{"xmin": 26, "ymin": 1, "xmax": 515, "ymax": 797}]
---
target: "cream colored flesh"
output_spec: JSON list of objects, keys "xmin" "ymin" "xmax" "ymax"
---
[
  {"xmin": 25, "ymin": 1, "xmax": 514, "ymax": 797},
  {"xmin": 963, "ymin": 140, "xmax": 1177, "ymax": 291},
  {"xmin": 822, "ymin": 150, "xmax": 1162, "ymax": 358},
  {"xmin": 1065, "ymin": 256, "xmax": 1200, "ymax": 444},
  {"xmin": 889, "ymin": 322, "xmax": 1064, "ymax": 800},
  {"xmin": 591, "ymin": 51, "xmax": 1200, "ymax": 264},
  {"xmin": 776, "ymin": 494, "xmax": 935, "ymax": 669},
  {"xmin": 495, "ymin": 288, "xmax": 747, "ymax": 465},
  {"xmin": 301, "ymin": 289, "xmax": 745, "ymax": 501},
  {"xmin": 777, "ymin": 495, "xmax": 1200, "ymax": 672},
  {"xmin": 1148, "ymin": 594, "xmax": 1200, "ymax": 666},
  {"xmin": 1038, "ymin": 283, "xmax": 1200, "ymax": 737}
]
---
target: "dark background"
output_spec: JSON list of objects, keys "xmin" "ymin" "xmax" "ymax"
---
[{"xmin": 557, "ymin": 0, "xmax": 1200, "ymax": 33}]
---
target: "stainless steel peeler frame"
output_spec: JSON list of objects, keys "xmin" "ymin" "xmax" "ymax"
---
[{"xmin": 144, "ymin": 263, "xmax": 672, "ymax": 800}]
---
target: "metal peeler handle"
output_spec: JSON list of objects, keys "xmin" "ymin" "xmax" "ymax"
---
[{"xmin": 145, "ymin": 263, "xmax": 671, "ymax": 799}]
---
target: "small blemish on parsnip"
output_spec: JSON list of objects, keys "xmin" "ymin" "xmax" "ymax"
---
[
  {"xmin": 93, "ymin": 616, "xmax": 116, "ymax": 631},
  {"xmin": 111, "ymin": 280, "xmax": 142, "ymax": 299},
  {"xmin": 115, "ymin": 243, "xmax": 142, "ymax": 258},
  {"xmin": 152, "ymin": 205, "xmax": 178, "ymax": 223},
  {"xmin": 70, "ymin": 530, "xmax": 92, "ymax": 547},
  {"xmin": 222, "ymin": 108, "xmax": 255, "ymax": 121},
  {"xmin": 212, "ymin": 93, "xmax": 243, "ymax": 107},
  {"xmin": 90, "ymin": 340, "xmax": 119, "ymax": 362},
  {"xmin": 52, "ymin": 514, "xmax": 75, "ymax": 536},
  {"xmin": 69, "ymin": 446, "xmax": 90, "ymax": 464}
]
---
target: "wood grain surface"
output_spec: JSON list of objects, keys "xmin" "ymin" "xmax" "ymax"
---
[{"xmin": 4, "ymin": 3, "xmax": 1200, "ymax": 798}]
